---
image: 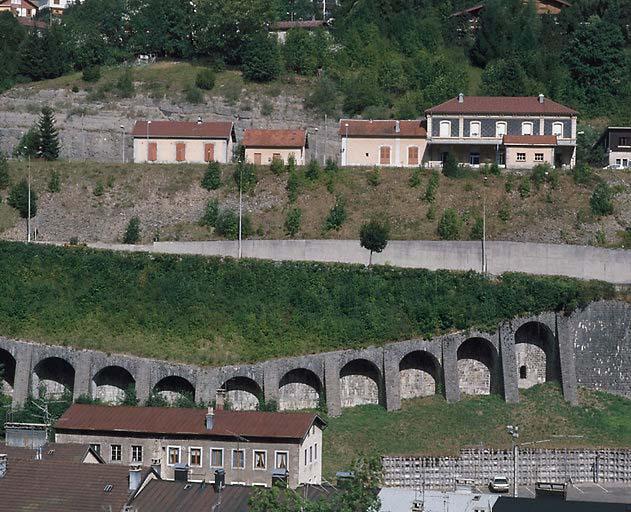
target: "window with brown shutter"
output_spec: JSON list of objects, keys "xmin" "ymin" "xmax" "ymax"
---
[
  {"xmin": 379, "ymin": 146, "xmax": 391, "ymax": 165},
  {"xmin": 148, "ymin": 142, "xmax": 157, "ymax": 162},
  {"xmin": 254, "ymin": 153, "xmax": 262, "ymax": 165},
  {"xmin": 408, "ymin": 146, "xmax": 419, "ymax": 166},
  {"xmin": 176, "ymin": 142, "xmax": 186, "ymax": 162},
  {"xmin": 204, "ymin": 143, "xmax": 215, "ymax": 162}
]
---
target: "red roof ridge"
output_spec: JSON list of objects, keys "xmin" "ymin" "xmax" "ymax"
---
[
  {"xmin": 242, "ymin": 128, "xmax": 308, "ymax": 148},
  {"xmin": 338, "ymin": 119, "xmax": 427, "ymax": 138},
  {"xmin": 131, "ymin": 120, "xmax": 235, "ymax": 139},
  {"xmin": 425, "ymin": 95, "xmax": 577, "ymax": 116}
]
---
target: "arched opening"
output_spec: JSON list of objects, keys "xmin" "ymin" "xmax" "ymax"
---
[
  {"xmin": 92, "ymin": 366, "xmax": 135, "ymax": 404},
  {"xmin": 32, "ymin": 357, "xmax": 75, "ymax": 398},
  {"xmin": 222, "ymin": 376, "xmax": 262, "ymax": 411},
  {"xmin": 515, "ymin": 321, "xmax": 560, "ymax": 389},
  {"xmin": 457, "ymin": 338, "xmax": 499, "ymax": 396},
  {"xmin": 153, "ymin": 376, "xmax": 196, "ymax": 405},
  {"xmin": 278, "ymin": 368, "xmax": 322, "ymax": 411},
  {"xmin": 399, "ymin": 351, "xmax": 441, "ymax": 399},
  {"xmin": 339, "ymin": 359, "xmax": 383, "ymax": 408},
  {"xmin": 0, "ymin": 349, "xmax": 16, "ymax": 397}
]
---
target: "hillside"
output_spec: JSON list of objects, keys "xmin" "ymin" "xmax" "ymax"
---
[
  {"xmin": 1, "ymin": 160, "xmax": 630, "ymax": 247},
  {"xmin": 0, "ymin": 241, "xmax": 614, "ymax": 365}
]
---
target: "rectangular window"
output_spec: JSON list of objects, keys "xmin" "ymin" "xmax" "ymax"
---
[
  {"xmin": 304, "ymin": 449, "xmax": 307, "ymax": 465},
  {"xmin": 516, "ymin": 153, "xmax": 526, "ymax": 162},
  {"xmin": 469, "ymin": 121, "xmax": 481, "ymax": 138},
  {"xmin": 496, "ymin": 122, "xmax": 507, "ymax": 138},
  {"xmin": 90, "ymin": 444, "xmax": 101, "ymax": 456},
  {"xmin": 619, "ymin": 137, "xmax": 630, "ymax": 147},
  {"xmin": 309, "ymin": 446, "xmax": 313, "ymax": 463},
  {"xmin": 176, "ymin": 142, "xmax": 186, "ymax": 162},
  {"xmin": 275, "ymin": 451, "xmax": 288, "ymax": 470},
  {"xmin": 131, "ymin": 445, "xmax": 143, "ymax": 463},
  {"xmin": 521, "ymin": 122, "xmax": 533, "ymax": 136},
  {"xmin": 616, "ymin": 158, "xmax": 622, "ymax": 166},
  {"xmin": 314, "ymin": 443, "xmax": 318, "ymax": 461},
  {"xmin": 204, "ymin": 143, "xmax": 215, "ymax": 162},
  {"xmin": 379, "ymin": 146, "xmax": 391, "ymax": 165},
  {"xmin": 624, "ymin": 159, "xmax": 629, "ymax": 167},
  {"xmin": 253, "ymin": 450, "xmax": 267, "ymax": 470},
  {"xmin": 469, "ymin": 152, "xmax": 480, "ymax": 166},
  {"xmin": 148, "ymin": 142, "xmax": 157, "ymax": 162},
  {"xmin": 189, "ymin": 447, "xmax": 202, "ymax": 467},
  {"xmin": 407, "ymin": 146, "xmax": 419, "ymax": 166},
  {"xmin": 210, "ymin": 448, "xmax": 224, "ymax": 468},
  {"xmin": 168, "ymin": 446, "xmax": 181, "ymax": 466},
  {"xmin": 232, "ymin": 449, "xmax": 245, "ymax": 469},
  {"xmin": 439, "ymin": 120, "xmax": 451, "ymax": 138},
  {"xmin": 534, "ymin": 153, "xmax": 544, "ymax": 162},
  {"xmin": 111, "ymin": 445, "xmax": 122, "ymax": 462},
  {"xmin": 552, "ymin": 122, "xmax": 564, "ymax": 138}
]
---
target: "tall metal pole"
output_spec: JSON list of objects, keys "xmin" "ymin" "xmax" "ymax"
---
[
  {"xmin": 323, "ymin": 114, "xmax": 327, "ymax": 165},
  {"xmin": 238, "ymin": 162, "xmax": 243, "ymax": 260},
  {"xmin": 120, "ymin": 125, "xmax": 125, "ymax": 164},
  {"xmin": 314, "ymin": 127, "xmax": 318, "ymax": 162},
  {"xmin": 482, "ymin": 176, "xmax": 487, "ymax": 274},
  {"xmin": 27, "ymin": 154, "xmax": 31, "ymax": 243},
  {"xmin": 344, "ymin": 122, "xmax": 349, "ymax": 166}
]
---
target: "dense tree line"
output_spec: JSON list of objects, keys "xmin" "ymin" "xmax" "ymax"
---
[{"xmin": 0, "ymin": 0, "xmax": 629, "ymax": 121}]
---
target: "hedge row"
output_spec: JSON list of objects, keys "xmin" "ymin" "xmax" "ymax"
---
[{"xmin": 0, "ymin": 241, "xmax": 615, "ymax": 365}]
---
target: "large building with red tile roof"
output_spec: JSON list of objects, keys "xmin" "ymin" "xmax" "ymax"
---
[
  {"xmin": 55, "ymin": 402, "xmax": 326, "ymax": 489},
  {"xmin": 242, "ymin": 129, "xmax": 308, "ymax": 166}
]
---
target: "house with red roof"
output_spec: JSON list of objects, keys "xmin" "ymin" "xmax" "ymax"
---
[
  {"xmin": 55, "ymin": 399, "xmax": 326, "ymax": 489},
  {"xmin": 131, "ymin": 119, "xmax": 236, "ymax": 164},
  {"xmin": 243, "ymin": 129, "xmax": 309, "ymax": 166},
  {"xmin": 0, "ymin": 0, "xmax": 37, "ymax": 18},
  {"xmin": 424, "ymin": 94, "xmax": 578, "ymax": 169}
]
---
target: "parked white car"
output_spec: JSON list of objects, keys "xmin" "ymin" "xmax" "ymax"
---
[{"xmin": 488, "ymin": 476, "xmax": 510, "ymax": 493}]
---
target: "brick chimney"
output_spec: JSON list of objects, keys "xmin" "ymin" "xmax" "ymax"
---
[
  {"xmin": 215, "ymin": 389, "xmax": 226, "ymax": 411},
  {"xmin": 0, "ymin": 454, "xmax": 7, "ymax": 478},
  {"xmin": 538, "ymin": 94, "xmax": 545, "ymax": 104}
]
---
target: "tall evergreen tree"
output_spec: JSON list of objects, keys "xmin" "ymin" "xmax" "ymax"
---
[{"xmin": 37, "ymin": 107, "xmax": 60, "ymax": 161}]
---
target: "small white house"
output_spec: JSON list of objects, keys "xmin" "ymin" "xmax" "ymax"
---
[{"xmin": 132, "ymin": 120, "xmax": 236, "ymax": 164}]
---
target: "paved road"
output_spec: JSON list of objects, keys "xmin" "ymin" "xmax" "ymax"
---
[{"xmin": 475, "ymin": 483, "xmax": 631, "ymax": 503}]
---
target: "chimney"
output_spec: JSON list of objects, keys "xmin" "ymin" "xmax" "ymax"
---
[
  {"xmin": 0, "ymin": 454, "xmax": 7, "ymax": 478},
  {"xmin": 215, "ymin": 389, "xmax": 226, "ymax": 411},
  {"xmin": 395, "ymin": 120, "xmax": 400, "ymax": 133},
  {"xmin": 150, "ymin": 457, "xmax": 161, "ymax": 477},
  {"xmin": 458, "ymin": 93, "xmax": 464, "ymax": 103},
  {"xmin": 129, "ymin": 464, "xmax": 142, "ymax": 493},
  {"xmin": 213, "ymin": 468, "xmax": 225, "ymax": 492},
  {"xmin": 539, "ymin": 94, "xmax": 545, "ymax": 104},
  {"xmin": 205, "ymin": 406, "xmax": 215, "ymax": 430},
  {"xmin": 197, "ymin": 115, "xmax": 203, "ymax": 124}
]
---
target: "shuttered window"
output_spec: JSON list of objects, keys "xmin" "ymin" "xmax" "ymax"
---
[
  {"xmin": 379, "ymin": 146, "xmax": 391, "ymax": 165},
  {"xmin": 254, "ymin": 153, "xmax": 262, "ymax": 165},
  {"xmin": 408, "ymin": 146, "xmax": 419, "ymax": 165},
  {"xmin": 148, "ymin": 142, "xmax": 157, "ymax": 162},
  {"xmin": 176, "ymin": 142, "xmax": 186, "ymax": 162},
  {"xmin": 204, "ymin": 143, "xmax": 215, "ymax": 162}
]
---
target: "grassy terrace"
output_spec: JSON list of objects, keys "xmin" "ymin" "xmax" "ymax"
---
[
  {"xmin": 0, "ymin": 241, "xmax": 614, "ymax": 365},
  {"xmin": 322, "ymin": 383, "xmax": 631, "ymax": 477}
]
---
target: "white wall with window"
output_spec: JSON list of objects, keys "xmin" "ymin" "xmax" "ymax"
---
[
  {"xmin": 521, "ymin": 122, "xmax": 533, "ymax": 136},
  {"xmin": 552, "ymin": 122, "xmax": 564, "ymax": 138},
  {"xmin": 496, "ymin": 122, "xmax": 507, "ymax": 138},
  {"xmin": 439, "ymin": 121, "xmax": 452, "ymax": 138},
  {"xmin": 297, "ymin": 422, "xmax": 323, "ymax": 485}
]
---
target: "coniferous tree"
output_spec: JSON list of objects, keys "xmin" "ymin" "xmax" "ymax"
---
[
  {"xmin": 0, "ymin": 152, "xmax": 9, "ymax": 190},
  {"xmin": 37, "ymin": 107, "xmax": 60, "ymax": 161}
]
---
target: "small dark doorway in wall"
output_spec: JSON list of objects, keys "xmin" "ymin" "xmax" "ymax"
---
[{"xmin": 519, "ymin": 365, "xmax": 527, "ymax": 379}]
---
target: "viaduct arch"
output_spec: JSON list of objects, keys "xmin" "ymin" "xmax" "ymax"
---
[{"xmin": 2, "ymin": 302, "xmax": 622, "ymax": 416}]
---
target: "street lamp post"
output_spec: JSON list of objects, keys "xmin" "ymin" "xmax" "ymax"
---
[
  {"xmin": 25, "ymin": 148, "xmax": 31, "ymax": 243},
  {"xmin": 146, "ymin": 121, "xmax": 152, "ymax": 162},
  {"xmin": 482, "ymin": 175, "xmax": 488, "ymax": 273},
  {"xmin": 120, "ymin": 125, "xmax": 125, "ymax": 164},
  {"xmin": 314, "ymin": 127, "xmax": 318, "ymax": 162},
  {"xmin": 343, "ymin": 122, "xmax": 349, "ymax": 166},
  {"xmin": 238, "ymin": 162, "xmax": 243, "ymax": 260},
  {"xmin": 507, "ymin": 425, "xmax": 520, "ymax": 497}
]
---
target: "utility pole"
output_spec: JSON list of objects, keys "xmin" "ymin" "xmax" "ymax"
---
[
  {"xmin": 120, "ymin": 125, "xmax": 125, "ymax": 164},
  {"xmin": 238, "ymin": 162, "xmax": 243, "ymax": 259},
  {"xmin": 507, "ymin": 425, "xmax": 520, "ymax": 497},
  {"xmin": 314, "ymin": 127, "xmax": 318, "ymax": 162},
  {"xmin": 26, "ymin": 150, "xmax": 31, "ymax": 243},
  {"xmin": 323, "ymin": 114, "xmax": 328, "ymax": 165},
  {"xmin": 482, "ymin": 175, "xmax": 488, "ymax": 273},
  {"xmin": 146, "ymin": 120, "xmax": 152, "ymax": 162}
]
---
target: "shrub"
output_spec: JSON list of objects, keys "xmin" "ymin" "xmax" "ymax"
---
[
  {"xmin": 261, "ymin": 100, "xmax": 273, "ymax": 117},
  {"xmin": 359, "ymin": 219, "xmax": 389, "ymax": 264},
  {"xmin": 201, "ymin": 161, "xmax": 222, "ymax": 190},
  {"xmin": 123, "ymin": 217, "xmax": 141, "ymax": 244},
  {"xmin": 442, "ymin": 153, "xmax": 460, "ymax": 178},
  {"xmin": 424, "ymin": 170, "xmax": 439, "ymax": 202},
  {"xmin": 184, "ymin": 83, "xmax": 204, "ymax": 104},
  {"xmin": 437, "ymin": 208, "xmax": 462, "ymax": 240},
  {"xmin": 531, "ymin": 163, "xmax": 551, "ymax": 190},
  {"xmin": 8, "ymin": 179, "xmax": 37, "ymax": 218},
  {"xmin": 519, "ymin": 176, "xmax": 531, "ymax": 198},
  {"xmin": 325, "ymin": 158, "xmax": 338, "ymax": 173},
  {"xmin": 233, "ymin": 161, "xmax": 257, "ymax": 193},
  {"xmin": 366, "ymin": 167, "xmax": 381, "ymax": 186},
  {"xmin": 71, "ymin": 85, "xmax": 79, "ymax": 93},
  {"xmin": 0, "ymin": 152, "xmax": 10, "ymax": 190},
  {"xmin": 115, "ymin": 69, "xmax": 135, "ymax": 98},
  {"xmin": 270, "ymin": 157, "xmax": 285, "ymax": 174},
  {"xmin": 13, "ymin": 128, "xmax": 40, "ymax": 159},
  {"xmin": 82, "ymin": 66, "xmax": 101, "ymax": 82},
  {"xmin": 47, "ymin": 170, "xmax": 60, "ymax": 193},
  {"xmin": 426, "ymin": 204, "xmax": 436, "ymax": 220},
  {"xmin": 93, "ymin": 181, "xmax": 104, "ymax": 197},
  {"xmin": 195, "ymin": 68, "xmax": 216, "ymax": 90},
  {"xmin": 324, "ymin": 197, "xmax": 347, "ymax": 231},
  {"xmin": 498, "ymin": 202, "xmax": 511, "ymax": 222},
  {"xmin": 590, "ymin": 182, "xmax": 614, "ymax": 216},
  {"xmin": 470, "ymin": 216, "xmax": 484, "ymax": 240},
  {"xmin": 489, "ymin": 162, "xmax": 501, "ymax": 176},
  {"xmin": 305, "ymin": 159, "xmax": 321, "ymax": 181},
  {"xmin": 305, "ymin": 76, "xmax": 339, "ymax": 116},
  {"xmin": 286, "ymin": 154, "xmax": 297, "ymax": 174},
  {"xmin": 547, "ymin": 169, "xmax": 560, "ymax": 190},
  {"xmin": 409, "ymin": 167, "xmax": 422, "ymax": 188},
  {"xmin": 505, "ymin": 175, "xmax": 514, "ymax": 193},
  {"xmin": 284, "ymin": 207, "xmax": 302, "ymax": 237},
  {"xmin": 200, "ymin": 198, "xmax": 219, "ymax": 227},
  {"xmin": 572, "ymin": 162, "xmax": 593, "ymax": 185},
  {"xmin": 287, "ymin": 170, "xmax": 300, "ymax": 203},
  {"xmin": 215, "ymin": 208, "xmax": 252, "ymax": 239}
]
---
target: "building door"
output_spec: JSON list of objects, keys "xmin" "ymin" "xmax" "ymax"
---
[
  {"xmin": 254, "ymin": 153, "xmax": 262, "ymax": 165},
  {"xmin": 380, "ymin": 146, "xmax": 391, "ymax": 165},
  {"xmin": 204, "ymin": 143, "xmax": 215, "ymax": 162},
  {"xmin": 148, "ymin": 142, "xmax": 157, "ymax": 162},
  {"xmin": 176, "ymin": 142, "xmax": 186, "ymax": 162},
  {"xmin": 408, "ymin": 146, "xmax": 419, "ymax": 166}
]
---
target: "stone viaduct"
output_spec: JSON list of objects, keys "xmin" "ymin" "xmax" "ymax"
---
[{"xmin": 1, "ymin": 301, "xmax": 629, "ymax": 416}]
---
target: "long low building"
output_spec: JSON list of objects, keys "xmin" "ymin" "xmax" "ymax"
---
[
  {"xmin": 243, "ymin": 129, "xmax": 308, "ymax": 166},
  {"xmin": 132, "ymin": 120, "xmax": 236, "ymax": 164}
]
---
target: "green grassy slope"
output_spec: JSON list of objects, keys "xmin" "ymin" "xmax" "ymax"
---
[
  {"xmin": 0, "ymin": 241, "xmax": 614, "ymax": 365},
  {"xmin": 322, "ymin": 384, "xmax": 631, "ymax": 477}
]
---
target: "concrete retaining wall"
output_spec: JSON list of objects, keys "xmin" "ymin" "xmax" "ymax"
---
[{"xmin": 90, "ymin": 240, "xmax": 631, "ymax": 284}]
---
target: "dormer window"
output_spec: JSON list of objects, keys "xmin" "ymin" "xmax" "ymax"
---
[
  {"xmin": 496, "ymin": 121, "xmax": 507, "ymax": 138},
  {"xmin": 439, "ymin": 121, "xmax": 451, "ymax": 138},
  {"xmin": 469, "ymin": 121, "xmax": 481, "ymax": 138},
  {"xmin": 552, "ymin": 122, "xmax": 564, "ymax": 138},
  {"xmin": 521, "ymin": 122, "xmax": 533, "ymax": 136}
]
